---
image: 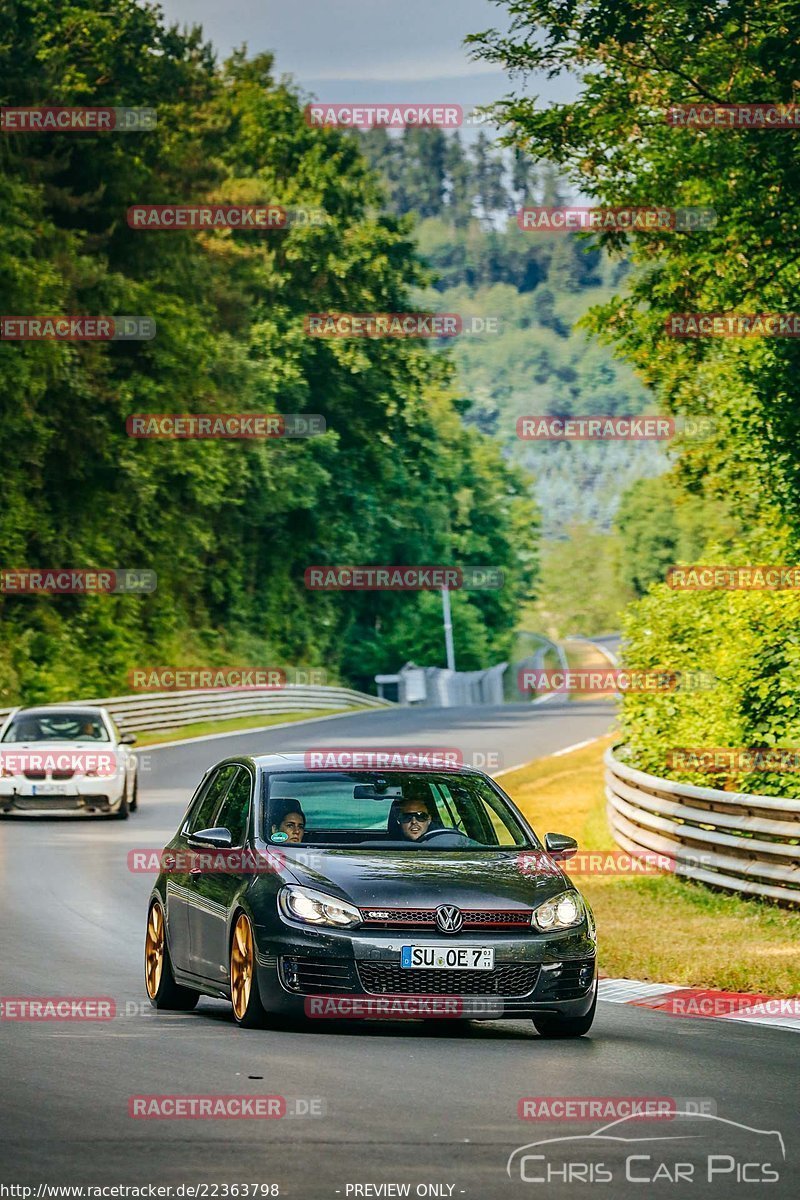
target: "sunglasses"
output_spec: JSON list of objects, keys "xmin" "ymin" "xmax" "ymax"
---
[{"xmin": 398, "ymin": 811, "xmax": 431, "ymax": 823}]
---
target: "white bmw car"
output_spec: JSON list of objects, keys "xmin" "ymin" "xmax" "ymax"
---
[{"xmin": 0, "ymin": 705, "xmax": 138, "ymax": 818}]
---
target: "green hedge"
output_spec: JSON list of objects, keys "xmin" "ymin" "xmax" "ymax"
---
[{"xmin": 619, "ymin": 569, "xmax": 800, "ymax": 797}]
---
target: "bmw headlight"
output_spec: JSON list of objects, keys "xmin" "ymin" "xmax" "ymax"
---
[
  {"xmin": 532, "ymin": 890, "xmax": 585, "ymax": 932},
  {"xmin": 278, "ymin": 885, "xmax": 362, "ymax": 929}
]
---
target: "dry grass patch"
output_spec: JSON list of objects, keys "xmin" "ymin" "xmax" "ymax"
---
[{"xmin": 501, "ymin": 737, "xmax": 800, "ymax": 993}]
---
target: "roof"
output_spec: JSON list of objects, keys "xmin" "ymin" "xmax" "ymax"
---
[
  {"xmin": 247, "ymin": 751, "xmax": 486, "ymax": 777},
  {"xmin": 6, "ymin": 704, "xmax": 109, "ymax": 716}
]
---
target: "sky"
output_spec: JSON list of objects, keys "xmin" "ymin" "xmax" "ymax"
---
[{"xmin": 152, "ymin": 0, "xmax": 572, "ymax": 120}]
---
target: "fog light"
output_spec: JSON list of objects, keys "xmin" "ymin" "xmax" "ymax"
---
[{"xmin": 283, "ymin": 958, "xmax": 300, "ymax": 991}]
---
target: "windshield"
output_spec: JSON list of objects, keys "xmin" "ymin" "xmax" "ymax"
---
[
  {"xmin": 263, "ymin": 771, "xmax": 536, "ymax": 850},
  {"xmin": 1, "ymin": 711, "xmax": 110, "ymax": 743}
]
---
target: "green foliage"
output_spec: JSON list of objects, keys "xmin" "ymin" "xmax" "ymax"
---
[
  {"xmin": 469, "ymin": 0, "xmax": 800, "ymax": 541},
  {"xmin": 413, "ymin": 230, "xmax": 661, "ymax": 536},
  {"xmin": 619, "ymin": 545, "xmax": 800, "ymax": 797},
  {"xmin": 359, "ymin": 127, "xmax": 667, "ymax": 543},
  {"xmin": 0, "ymin": 0, "xmax": 538, "ymax": 703},
  {"xmin": 614, "ymin": 475, "xmax": 740, "ymax": 597},
  {"xmin": 470, "ymin": 0, "xmax": 800, "ymax": 784},
  {"xmin": 523, "ymin": 525, "xmax": 633, "ymax": 638}
]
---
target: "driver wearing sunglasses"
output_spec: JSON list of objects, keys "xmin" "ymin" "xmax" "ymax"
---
[{"xmin": 396, "ymin": 799, "xmax": 433, "ymax": 842}]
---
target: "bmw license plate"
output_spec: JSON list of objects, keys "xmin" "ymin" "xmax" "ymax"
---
[
  {"xmin": 401, "ymin": 945, "xmax": 495, "ymax": 970},
  {"xmin": 31, "ymin": 784, "xmax": 70, "ymax": 796}
]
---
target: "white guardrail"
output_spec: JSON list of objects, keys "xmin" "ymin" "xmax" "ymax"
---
[
  {"xmin": 605, "ymin": 746, "xmax": 800, "ymax": 906},
  {"xmin": 0, "ymin": 685, "xmax": 391, "ymax": 734}
]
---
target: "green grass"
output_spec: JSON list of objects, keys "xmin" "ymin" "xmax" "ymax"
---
[
  {"xmin": 502, "ymin": 736, "xmax": 800, "ymax": 993},
  {"xmin": 131, "ymin": 707, "xmax": 364, "ymax": 747}
]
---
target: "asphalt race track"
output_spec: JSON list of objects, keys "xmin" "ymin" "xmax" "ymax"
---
[{"xmin": 1, "ymin": 701, "xmax": 797, "ymax": 1198}]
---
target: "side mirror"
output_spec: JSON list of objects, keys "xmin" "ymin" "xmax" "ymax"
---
[
  {"xmin": 188, "ymin": 827, "xmax": 233, "ymax": 849},
  {"xmin": 544, "ymin": 832, "xmax": 578, "ymax": 860},
  {"xmin": 119, "ymin": 732, "xmax": 138, "ymax": 745}
]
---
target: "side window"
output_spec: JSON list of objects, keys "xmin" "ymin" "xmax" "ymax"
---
[
  {"xmin": 216, "ymin": 767, "xmax": 253, "ymax": 847},
  {"xmin": 186, "ymin": 765, "xmax": 238, "ymax": 835}
]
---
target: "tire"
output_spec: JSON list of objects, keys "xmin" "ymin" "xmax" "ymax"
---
[
  {"xmin": 533, "ymin": 985, "xmax": 597, "ymax": 1039},
  {"xmin": 145, "ymin": 899, "xmax": 199, "ymax": 1011},
  {"xmin": 230, "ymin": 912, "xmax": 269, "ymax": 1028},
  {"xmin": 129, "ymin": 772, "xmax": 138, "ymax": 813},
  {"xmin": 113, "ymin": 780, "xmax": 130, "ymax": 820}
]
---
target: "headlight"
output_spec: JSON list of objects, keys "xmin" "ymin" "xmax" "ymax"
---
[
  {"xmin": 278, "ymin": 885, "xmax": 362, "ymax": 929},
  {"xmin": 532, "ymin": 890, "xmax": 585, "ymax": 932}
]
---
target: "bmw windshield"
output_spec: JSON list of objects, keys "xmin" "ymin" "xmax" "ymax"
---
[
  {"xmin": 1, "ymin": 711, "xmax": 110, "ymax": 742},
  {"xmin": 263, "ymin": 771, "xmax": 538, "ymax": 850}
]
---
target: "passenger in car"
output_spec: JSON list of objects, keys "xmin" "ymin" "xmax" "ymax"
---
[{"xmin": 270, "ymin": 801, "xmax": 306, "ymax": 843}]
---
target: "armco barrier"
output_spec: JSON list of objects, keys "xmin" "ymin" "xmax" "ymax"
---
[
  {"xmin": 605, "ymin": 747, "xmax": 800, "ymax": 906},
  {"xmin": 0, "ymin": 684, "xmax": 391, "ymax": 735}
]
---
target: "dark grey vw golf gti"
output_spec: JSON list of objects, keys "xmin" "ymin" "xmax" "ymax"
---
[{"xmin": 144, "ymin": 753, "xmax": 597, "ymax": 1036}]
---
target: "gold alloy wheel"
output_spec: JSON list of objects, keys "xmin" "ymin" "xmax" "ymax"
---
[
  {"xmin": 230, "ymin": 913, "xmax": 254, "ymax": 1021},
  {"xmin": 145, "ymin": 903, "xmax": 165, "ymax": 999}
]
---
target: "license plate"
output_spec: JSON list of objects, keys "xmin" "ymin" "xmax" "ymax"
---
[
  {"xmin": 401, "ymin": 945, "xmax": 495, "ymax": 970},
  {"xmin": 31, "ymin": 784, "xmax": 70, "ymax": 796}
]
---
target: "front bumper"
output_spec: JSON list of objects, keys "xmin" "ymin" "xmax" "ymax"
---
[
  {"xmin": 252, "ymin": 924, "xmax": 597, "ymax": 1020},
  {"xmin": 0, "ymin": 781, "xmax": 122, "ymax": 813}
]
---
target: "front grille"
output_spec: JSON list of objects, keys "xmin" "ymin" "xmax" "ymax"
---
[
  {"xmin": 281, "ymin": 957, "xmax": 358, "ymax": 994},
  {"xmin": 23, "ymin": 771, "xmax": 46, "ymax": 781},
  {"xmin": 52, "ymin": 769, "xmax": 75, "ymax": 780},
  {"xmin": 536, "ymin": 958, "xmax": 595, "ymax": 1000},
  {"xmin": 361, "ymin": 907, "xmax": 531, "ymax": 930},
  {"xmin": 357, "ymin": 961, "xmax": 540, "ymax": 996}
]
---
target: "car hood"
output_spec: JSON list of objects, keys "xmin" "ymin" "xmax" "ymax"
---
[{"xmin": 279, "ymin": 847, "xmax": 570, "ymax": 909}]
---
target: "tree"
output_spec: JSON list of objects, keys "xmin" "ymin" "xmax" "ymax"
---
[
  {"xmin": 0, "ymin": 0, "xmax": 538, "ymax": 702},
  {"xmin": 467, "ymin": 0, "xmax": 800, "ymax": 542}
]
